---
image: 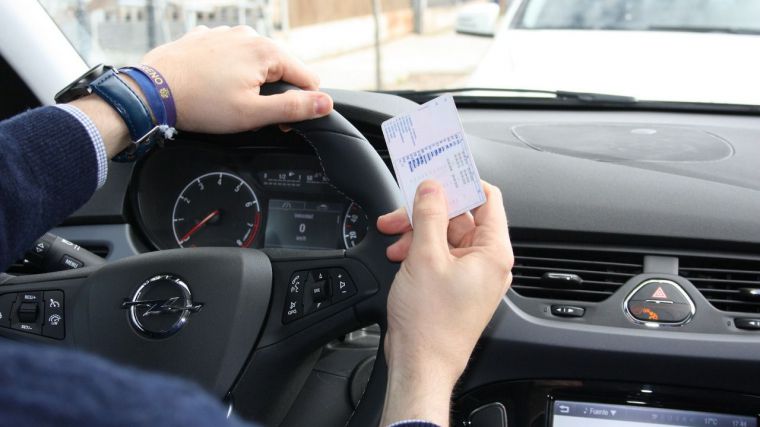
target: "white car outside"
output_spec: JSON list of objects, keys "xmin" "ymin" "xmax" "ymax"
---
[{"xmin": 468, "ymin": 0, "xmax": 760, "ymax": 105}]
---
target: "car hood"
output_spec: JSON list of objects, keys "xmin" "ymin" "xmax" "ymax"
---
[{"xmin": 468, "ymin": 29, "xmax": 760, "ymax": 105}]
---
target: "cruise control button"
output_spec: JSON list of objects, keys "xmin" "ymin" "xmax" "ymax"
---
[
  {"xmin": 330, "ymin": 268, "xmax": 357, "ymax": 302},
  {"xmin": 18, "ymin": 291, "xmax": 42, "ymax": 303},
  {"xmin": 17, "ymin": 302, "xmax": 39, "ymax": 323},
  {"xmin": 0, "ymin": 294, "xmax": 15, "ymax": 328},
  {"xmin": 43, "ymin": 290, "xmax": 65, "ymax": 340}
]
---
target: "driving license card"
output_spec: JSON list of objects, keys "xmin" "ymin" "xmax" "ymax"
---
[{"xmin": 381, "ymin": 94, "xmax": 486, "ymax": 222}]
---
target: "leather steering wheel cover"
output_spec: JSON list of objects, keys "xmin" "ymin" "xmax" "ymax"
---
[{"xmin": 260, "ymin": 83, "xmax": 403, "ymax": 427}]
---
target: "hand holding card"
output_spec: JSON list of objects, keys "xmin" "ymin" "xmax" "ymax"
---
[{"xmin": 381, "ymin": 94, "xmax": 486, "ymax": 224}]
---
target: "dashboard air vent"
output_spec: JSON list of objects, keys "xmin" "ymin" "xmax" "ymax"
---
[
  {"xmin": 679, "ymin": 255, "xmax": 760, "ymax": 314},
  {"xmin": 511, "ymin": 245, "xmax": 644, "ymax": 302}
]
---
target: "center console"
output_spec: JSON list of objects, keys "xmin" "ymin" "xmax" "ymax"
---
[{"xmin": 454, "ymin": 380, "xmax": 760, "ymax": 427}]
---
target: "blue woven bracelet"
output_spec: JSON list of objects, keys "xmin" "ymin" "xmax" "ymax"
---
[{"xmin": 119, "ymin": 67, "xmax": 167, "ymax": 126}]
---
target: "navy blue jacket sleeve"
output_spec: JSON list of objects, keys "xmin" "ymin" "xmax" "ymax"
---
[
  {"xmin": 0, "ymin": 341, "xmax": 253, "ymax": 427},
  {"xmin": 0, "ymin": 106, "xmax": 99, "ymax": 271}
]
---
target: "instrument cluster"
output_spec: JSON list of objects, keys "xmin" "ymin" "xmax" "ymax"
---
[{"xmin": 133, "ymin": 142, "xmax": 368, "ymax": 251}]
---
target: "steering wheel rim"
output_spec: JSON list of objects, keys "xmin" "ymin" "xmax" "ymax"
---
[{"xmin": 256, "ymin": 82, "xmax": 404, "ymax": 426}]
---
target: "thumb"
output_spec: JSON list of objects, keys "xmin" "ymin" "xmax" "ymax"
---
[
  {"xmin": 251, "ymin": 90, "xmax": 333, "ymax": 127},
  {"xmin": 410, "ymin": 180, "xmax": 449, "ymax": 255}
]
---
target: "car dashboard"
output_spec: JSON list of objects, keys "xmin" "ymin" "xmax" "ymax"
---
[
  {"xmin": 132, "ymin": 132, "xmax": 369, "ymax": 252},
  {"xmin": 43, "ymin": 89, "xmax": 760, "ymax": 426}
]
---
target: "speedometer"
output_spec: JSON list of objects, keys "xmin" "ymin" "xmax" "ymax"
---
[
  {"xmin": 172, "ymin": 172, "xmax": 262, "ymax": 248},
  {"xmin": 342, "ymin": 202, "xmax": 368, "ymax": 248}
]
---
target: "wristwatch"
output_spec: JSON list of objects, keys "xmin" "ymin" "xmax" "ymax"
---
[
  {"xmin": 54, "ymin": 64, "xmax": 111, "ymax": 104},
  {"xmin": 55, "ymin": 64, "xmax": 163, "ymax": 162}
]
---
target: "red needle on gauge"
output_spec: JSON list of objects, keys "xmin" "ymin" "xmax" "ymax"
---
[{"xmin": 179, "ymin": 209, "xmax": 220, "ymax": 244}]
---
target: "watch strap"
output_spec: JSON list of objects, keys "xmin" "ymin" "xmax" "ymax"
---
[{"xmin": 89, "ymin": 70, "xmax": 160, "ymax": 162}]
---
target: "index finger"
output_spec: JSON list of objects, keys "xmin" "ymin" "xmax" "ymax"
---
[
  {"xmin": 264, "ymin": 41, "xmax": 321, "ymax": 91},
  {"xmin": 471, "ymin": 181, "xmax": 509, "ymax": 247}
]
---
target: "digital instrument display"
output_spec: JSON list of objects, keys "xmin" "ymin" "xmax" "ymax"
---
[
  {"xmin": 265, "ymin": 199, "xmax": 344, "ymax": 250},
  {"xmin": 552, "ymin": 400, "xmax": 756, "ymax": 427}
]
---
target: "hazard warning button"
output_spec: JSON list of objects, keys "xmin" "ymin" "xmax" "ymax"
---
[
  {"xmin": 630, "ymin": 280, "xmax": 691, "ymax": 305},
  {"xmin": 626, "ymin": 279, "xmax": 695, "ymax": 325}
]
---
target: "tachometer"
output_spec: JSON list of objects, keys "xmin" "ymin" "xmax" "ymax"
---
[
  {"xmin": 172, "ymin": 172, "xmax": 261, "ymax": 248},
  {"xmin": 342, "ymin": 202, "xmax": 368, "ymax": 248}
]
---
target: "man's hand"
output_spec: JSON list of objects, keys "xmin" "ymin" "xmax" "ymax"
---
[
  {"xmin": 70, "ymin": 26, "xmax": 333, "ymax": 157},
  {"xmin": 377, "ymin": 180, "xmax": 513, "ymax": 427},
  {"xmin": 142, "ymin": 25, "xmax": 332, "ymax": 133}
]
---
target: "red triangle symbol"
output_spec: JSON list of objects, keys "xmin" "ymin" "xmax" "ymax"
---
[{"xmin": 652, "ymin": 286, "xmax": 668, "ymax": 299}]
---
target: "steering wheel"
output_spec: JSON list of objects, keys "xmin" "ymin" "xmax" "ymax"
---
[{"xmin": 2, "ymin": 83, "xmax": 404, "ymax": 426}]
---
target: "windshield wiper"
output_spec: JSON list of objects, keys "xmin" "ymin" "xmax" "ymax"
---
[
  {"xmin": 387, "ymin": 87, "xmax": 637, "ymax": 104},
  {"xmin": 647, "ymin": 25, "xmax": 760, "ymax": 35}
]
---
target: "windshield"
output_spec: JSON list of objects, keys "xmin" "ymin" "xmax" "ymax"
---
[
  {"xmin": 516, "ymin": 0, "xmax": 760, "ymax": 33},
  {"xmin": 38, "ymin": 0, "xmax": 760, "ymax": 106}
]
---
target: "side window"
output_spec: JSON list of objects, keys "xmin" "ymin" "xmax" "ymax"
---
[{"xmin": 0, "ymin": 56, "xmax": 40, "ymax": 121}]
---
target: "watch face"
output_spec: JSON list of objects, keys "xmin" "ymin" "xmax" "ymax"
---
[{"xmin": 54, "ymin": 64, "xmax": 111, "ymax": 103}]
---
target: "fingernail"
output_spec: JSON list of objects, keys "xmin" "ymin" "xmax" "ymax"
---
[
  {"xmin": 314, "ymin": 95, "xmax": 330, "ymax": 115},
  {"xmin": 416, "ymin": 182, "xmax": 438, "ymax": 199}
]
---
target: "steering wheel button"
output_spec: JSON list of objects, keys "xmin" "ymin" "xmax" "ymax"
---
[
  {"xmin": 42, "ymin": 290, "xmax": 65, "ymax": 340},
  {"xmin": 312, "ymin": 270, "xmax": 329, "ymax": 282},
  {"xmin": 310, "ymin": 281, "xmax": 328, "ymax": 302},
  {"xmin": 283, "ymin": 296, "xmax": 303, "ymax": 324},
  {"xmin": 17, "ymin": 302, "xmax": 39, "ymax": 323},
  {"xmin": 330, "ymin": 268, "xmax": 357, "ymax": 302},
  {"xmin": 18, "ymin": 291, "xmax": 42, "ymax": 303},
  {"xmin": 288, "ymin": 271, "xmax": 308, "ymax": 296}
]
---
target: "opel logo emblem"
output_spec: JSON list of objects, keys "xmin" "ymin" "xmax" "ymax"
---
[{"xmin": 121, "ymin": 274, "xmax": 204, "ymax": 338}]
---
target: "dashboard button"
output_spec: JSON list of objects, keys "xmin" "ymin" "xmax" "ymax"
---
[
  {"xmin": 628, "ymin": 300, "xmax": 692, "ymax": 323},
  {"xmin": 735, "ymin": 318, "xmax": 760, "ymax": 331},
  {"xmin": 551, "ymin": 305, "xmax": 585, "ymax": 318},
  {"xmin": 330, "ymin": 268, "xmax": 356, "ymax": 302},
  {"xmin": 626, "ymin": 280, "xmax": 694, "ymax": 325},
  {"xmin": 630, "ymin": 281, "xmax": 690, "ymax": 304}
]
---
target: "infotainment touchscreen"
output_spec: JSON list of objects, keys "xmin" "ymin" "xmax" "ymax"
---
[{"xmin": 552, "ymin": 400, "xmax": 756, "ymax": 427}]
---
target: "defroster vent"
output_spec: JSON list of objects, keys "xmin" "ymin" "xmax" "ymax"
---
[{"xmin": 511, "ymin": 244, "xmax": 644, "ymax": 302}]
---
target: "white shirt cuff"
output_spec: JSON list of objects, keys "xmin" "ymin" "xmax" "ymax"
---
[{"xmin": 54, "ymin": 103, "xmax": 108, "ymax": 189}]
